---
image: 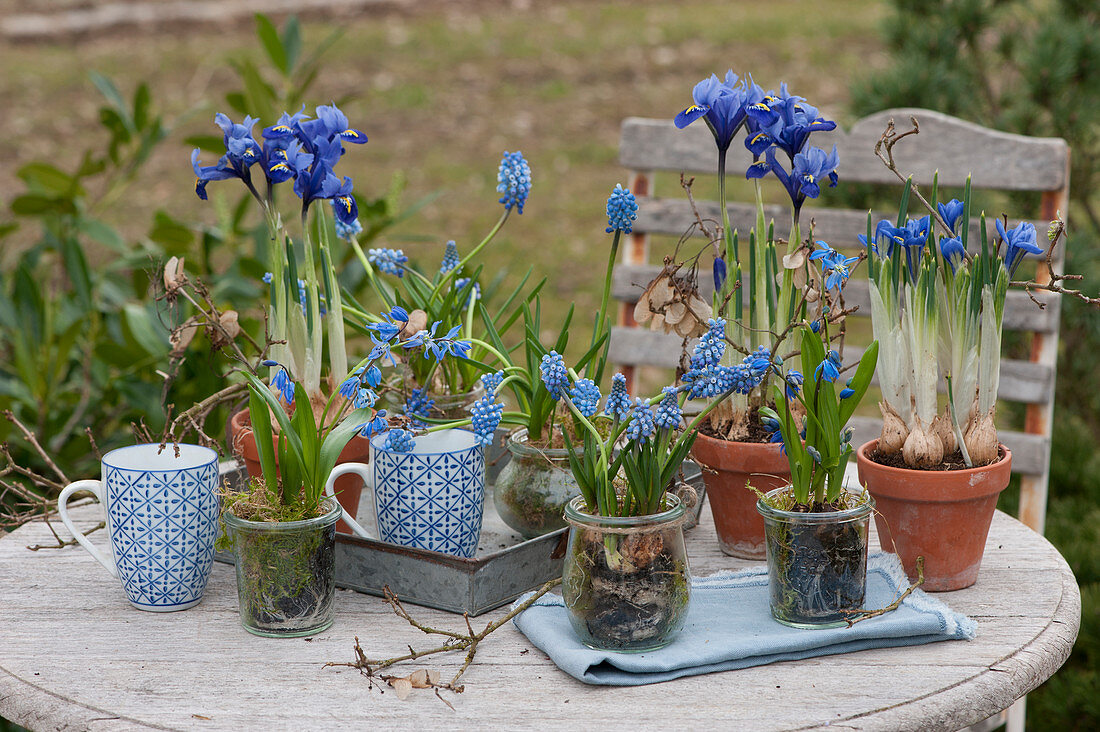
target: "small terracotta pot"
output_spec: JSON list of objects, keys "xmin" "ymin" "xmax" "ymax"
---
[
  {"xmin": 856, "ymin": 439, "xmax": 1012, "ymax": 591},
  {"xmin": 228, "ymin": 410, "xmax": 370, "ymax": 535},
  {"xmin": 691, "ymin": 432, "xmax": 791, "ymax": 559}
]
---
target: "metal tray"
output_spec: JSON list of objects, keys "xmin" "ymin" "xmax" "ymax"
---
[{"xmin": 217, "ymin": 444, "xmax": 706, "ymax": 616}]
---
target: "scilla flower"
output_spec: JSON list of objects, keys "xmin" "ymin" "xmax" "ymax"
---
[
  {"xmin": 270, "ymin": 365, "xmax": 295, "ymax": 405},
  {"xmin": 497, "ymin": 151, "xmax": 531, "ymax": 214},
  {"xmin": 815, "ymin": 349, "xmax": 842, "ymax": 383},
  {"xmin": 369, "ymin": 248, "xmax": 409, "ymax": 277},
  {"xmin": 539, "ymin": 351, "xmax": 569, "ymax": 400},
  {"xmin": 605, "ymin": 184, "xmax": 638, "ymax": 234},
  {"xmin": 358, "ymin": 410, "xmax": 389, "ymax": 437}
]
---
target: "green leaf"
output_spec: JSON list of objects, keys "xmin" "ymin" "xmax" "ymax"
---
[
  {"xmin": 282, "ymin": 16, "xmax": 302, "ymax": 72},
  {"xmin": 184, "ymin": 134, "xmax": 225, "ymax": 154},
  {"xmin": 17, "ymin": 163, "xmax": 78, "ymax": 196},
  {"xmin": 225, "ymin": 92, "xmax": 249, "ymax": 116},
  {"xmin": 59, "ymin": 236, "xmax": 93, "ymax": 311},
  {"xmin": 0, "ymin": 222, "xmax": 18, "ymax": 240},
  {"xmin": 839, "ymin": 341, "xmax": 880, "ymax": 426},
  {"xmin": 123, "ymin": 303, "xmax": 168, "ymax": 356},
  {"xmin": 10, "ymin": 194, "xmax": 76, "ymax": 217},
  {"xmin": 89, "ymin": 72, "xmax": 129, "ymax": 123},
  {"xmin": 255, "ymin": 14, "xmax": 288, "ymax": 74},
  {"xmin": 241, "ymin": 370, "xmax": 306, "ymax": 473},
  {"xmin": 149, "ymin": 210, "xmax": 195, "ymax": 251},
  {"xmin": 132, "ymin": 83, "xmax": 151, "ymax": 131},
  {"xmin": 247, "ymin": 387, "xmax": 279, "ymax": 495},
  {"xmin": 81, "ymin": 219, "xmax": 126, "ymax": 254}
]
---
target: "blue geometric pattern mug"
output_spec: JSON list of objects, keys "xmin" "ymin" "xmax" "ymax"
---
[
  {"xmin": 326, "ymin": 429, "xmax": 485, "ymax": 558},
  {"xmin": 58, "ymin": 443, "xmax": 221, "ymax": 612}
]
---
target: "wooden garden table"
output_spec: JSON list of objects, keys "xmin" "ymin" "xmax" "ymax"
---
[{"xmin": 0, "ymin": 498, "xmax": 1079, "ymax": 731}]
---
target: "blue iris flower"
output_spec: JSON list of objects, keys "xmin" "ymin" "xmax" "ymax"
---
[
  {"xmin": 215, "ymin": 113, "xmax": 262, "ymax": 170},
  {"xmin": 497, "ymin": 151, "xmax": 532, "ymax": 214},
  {"xmin": 675, "ymin": 72, "xmax": 776, "ymax": 152},
  {"xmin": 266, "ymin": 139, "xmax": 314, "ymax": 185},
  {"xmin": 940, "ymin": 236, "xmax": 966, "ymax": 274},
  {"xmin": 858, "ymin": 219, "xmax": 899, "ymax": 259},
  {"xmin": 748, "ymin": 145, "xmax": 839, "ymax": 211},
  {"xmin": 938, "ymin": 199, "xmax": 965, "ymax": 234},
  {"xmin": 605, "ymin": 184, "xmax": 638, "ymax": 233},
  {"xmin": 996, "ymin": 220, "xmax": 1042, "ymax": 277},
  {"xmin": 744, "ymin": 84, "xmax": 836, "ymax": 160},
  {"xmin": 297, "ymin": 104, "xmax": 368, "ymax": 151},
  {"xmin": 191, "ymin": 150, "xmax": 237, "ymax": 200},
  {"xmin": 262, "ymin": 107, "xmax": 311, "ymax": 141}
]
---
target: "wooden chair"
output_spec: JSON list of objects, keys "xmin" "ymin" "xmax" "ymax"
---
[{"xmin": 611, "ymin": 109, "xmax": 1069, "ymax": 731}]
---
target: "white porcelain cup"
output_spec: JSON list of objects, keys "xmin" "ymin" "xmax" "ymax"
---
[
  {"xmin": 325, "ymin": 429, "xmax": 485, "ymax": 557},
  {"xmin": 57, "ymin": 443, "xmax": 221, "ymax": 612}
]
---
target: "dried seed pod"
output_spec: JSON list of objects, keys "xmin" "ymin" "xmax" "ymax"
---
[{"xmin": 664, "ymin": 301, "xmax": 687, "ymax": 325}]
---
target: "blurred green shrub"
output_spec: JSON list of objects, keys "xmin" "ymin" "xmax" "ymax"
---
[{"xmin": 853, "ymin": 1, "xmax": 1100, "ymax": 726}]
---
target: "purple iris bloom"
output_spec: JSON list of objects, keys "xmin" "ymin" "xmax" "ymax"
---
[
  {"xmin": 996, "ymin": 220, "xmax": 1042, "ymax": 276},
  {"xmin": 675, "ymin": 72, "xmax": 776, "ymax": 152},
  {"xmin": 748, "ymin": 145, "xmax": 839, "ymax": 212},
  {"xmin": 744, "ymin": 84, "xmax": 836, "ymax": 160},
  {"xmin": 938, "ymin": 199, "xmax": 965, "ymax": 234},
  {"xmin": 265, "ymin": 139, "xmax": 313, "ymax": 185},
  {"xmin": 191, "ymin": 149, "xmax": 236, "ymax": 200},
  {"xmin": 215, "ymin": 113, "xmax": 262, "ymax": 170},
  {"xmin": 858, "ymin": 219, "xmax": 899, "ymax": 259},
  {"xmin": 297, "ymin": 104, "xmax": 367, "ymax": 152},
  {"xmin": 291, "ymin": 137, "xmax": 359, "ymax": 224},
  {"xmin": 940, "ymin": 236, "xmax": 966, "ymax": 274}
]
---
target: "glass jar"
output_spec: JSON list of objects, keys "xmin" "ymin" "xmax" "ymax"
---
[
  {"xmin": 493, "ymin": 429, "xmax": 580, "ymax": 538},
  {"xmin": 757, "ymin": 486, "xmax": 873, "ymax": 629},
  {"xmin": 223, "ymin": 498, "xmax": 340, "ymax": 637},
  {"xmin": 562, "ymin": 494, "xmax": 691, "ymax": 652}
]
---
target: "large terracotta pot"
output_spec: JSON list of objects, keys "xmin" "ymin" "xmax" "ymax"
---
[
  {"xmin": 856, "ymin": 439, "xmax": 1012, "ymax": 592},
  {"xmin": 691, "ymin": 432, "xmax": 791, "ymax": 559},
  {"xmin": 229, "ymin": 410, "xmax": 370, "ymax": 535}
]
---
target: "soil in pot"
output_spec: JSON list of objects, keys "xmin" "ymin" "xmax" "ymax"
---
[
  {"xmin": 562, "ymin": 497, "xmax": 691, "ymax": 652},
  {"xmin": 229, "ymin": 409, "xmax": 369, "ymax": 535},
  {"xmin": 758, "ymin": 488, "xmax": 872, "ymax": 628}
]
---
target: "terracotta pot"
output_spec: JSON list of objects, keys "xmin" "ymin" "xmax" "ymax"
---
[
  {"xmin": 856, "ymin": 439, "xmax": 1012, "ymax": 591},
  {"xmin": 228, "ymin": 410, "xmax": 370, "ymax": 535},
  {"xmin": 691, "ymin": 432, "xmax": 791, "ymax": 559}
]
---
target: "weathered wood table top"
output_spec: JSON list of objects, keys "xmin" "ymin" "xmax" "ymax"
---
[{"xmin": 0, "ymin": 499, "xmax": 1080, "ymax": 732}]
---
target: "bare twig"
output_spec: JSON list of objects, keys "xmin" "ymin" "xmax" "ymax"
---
[
  {"xmin": 3, "ymin": 411, "xmax": 69, "ymax": 485},
  {"xmin": 326, "ymin": 578, "xmax": 563, "ymax": 694},
  {"xmin": 842, "ymin": 556, "xmax": 925, "ymax": 626}
]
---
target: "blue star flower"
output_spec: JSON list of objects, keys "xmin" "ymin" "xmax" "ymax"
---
[
  {"xmin": 814, "ymin": 350, "xmax": 842, "ymax": 384},
  {"xmin": 270, "ymin": 365, "xmax": 295, "ymax": 405},
  {"xmin": 784, "ymin": 370, "xmax": 804, "ymax": 400},
  {"xmin": 497, "ymin": 151, "xmax": 531, "ymax": 214},
  {"xmin": 605, "ymin": 184, "xmax": 638, "ymax": 234},
  {"xmin": 358, "ymin": 410, "xmax": 389, "ymax": 438},
  {"xmin": 996, "ymin": 220, "xmax": 1042, "ymax": 277}
]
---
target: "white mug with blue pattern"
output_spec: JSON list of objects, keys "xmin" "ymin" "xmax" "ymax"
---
[
  {"xmin": 325, "ymin": 429, "xmax": 485, "ymax": 558},
  {"xmin": 58, "ymin": 443, "xmax": 221, "ymax": 612}
]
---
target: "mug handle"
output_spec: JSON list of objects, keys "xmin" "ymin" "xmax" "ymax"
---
[
  {"xmin": 324, "ymin": 462, "xmax": 377, "ymax": 540},
  {"xmin": 57, "ymin": 479, "xmax": 119, "ymax": 578}
]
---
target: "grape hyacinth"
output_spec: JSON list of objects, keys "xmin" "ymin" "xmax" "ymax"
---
[
  {"xmin": 383, "ymin": 429, "xmax": 416, "ymax": 453},
  {"xmin": 570, "ymin": 378, "xmax": 601, "ymax": 418},
  {"xmin": 497, "ymin": 151, "xmax": 531, "ymax": 214},
  {"xmin": 604, "ymin": 373, "xmax": 632, "ymax": 421},
  {"xmin": 480, "ymin": 370, "xmax": 504, "ymax": 395},
  {"xmin": 691, "ymin": 318, "xmax": 727, "ymax": 369},
  {"xmin": 405, "ymin": 388, "xmax": 435, "ymax": 429},
  {"xmin": 605, "ymin": 183, "xmax": 638, "ymax": 234},
  {"xmin": 625, "ymin": 398, "xmax": 657, "ymax": 444},
  {"xmin": 368, "ymin": 248, "xmax": 409, "ymax": 277},
  {"xmin": 332, "ymin": 200, "xmax": 363, "ymax": 241},
  {"xmin": 539, "ymin": 351, "xmax": 569, "ymax": 400},
  {"xmin": 439, "ymin": 240, "xmax": 460, "ymax": 274},
  {"xmin": 470, "ymin": 393, "xmax": 504, "ymax": 446},
  {"xmin": 653, "ymin": 387, "xmax": 683, "ymax": 430}
]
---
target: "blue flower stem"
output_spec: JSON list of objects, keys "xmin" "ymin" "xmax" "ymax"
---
[
  {"xmin": 586, "ymin": 229, "xmax": 622, "ymax": 378},
  {"xmin": 431, "ymin": 209, "xmax": 511, "ymax": 306}
]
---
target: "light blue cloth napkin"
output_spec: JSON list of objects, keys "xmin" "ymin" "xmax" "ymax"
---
[{"xmin": 512, "ymin": 552, "xmax": 975, "ymax": 686}]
